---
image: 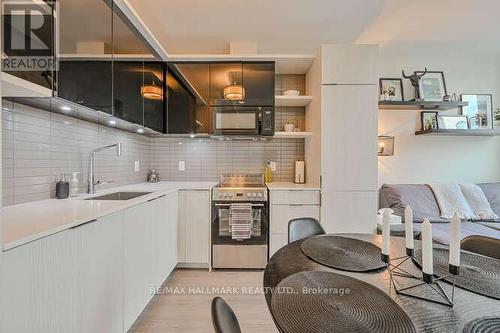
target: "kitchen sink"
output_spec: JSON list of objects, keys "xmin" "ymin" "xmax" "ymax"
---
[{"xmin": 85, "ymin": 191, "xmax": 152, "ymax": 201}]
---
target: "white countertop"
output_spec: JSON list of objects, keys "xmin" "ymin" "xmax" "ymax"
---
[
  {"xmin": 266, "ymin": 182, "xmax": 320, "ymax": 191},
  {"xmin": 1, "ymin": 181, "xmax": 216, "ymax": 251}
]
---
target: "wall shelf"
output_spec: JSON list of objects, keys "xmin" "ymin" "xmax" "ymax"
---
[
  {"xmin": 379, "ymin": 101, "xmax": 468, "ymax": 111},
  {"xmin": 275, "ymin": 95, "xmax": 312, "ymax": 107},
  {"xmin": 274, "ymin": 131, "xmax": 313, "ymax": 139},
  {"xmin": 415, "ymin": 129, "xmax": 500, "ymax": 136}
]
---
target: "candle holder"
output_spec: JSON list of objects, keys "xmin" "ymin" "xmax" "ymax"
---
[{"xmin": 386, "ymin": 249, "xmax": 458, "ymax": 307}]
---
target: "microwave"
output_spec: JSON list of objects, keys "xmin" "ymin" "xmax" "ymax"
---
[{"xmin": 212, "ymin": 106, "xmax": 274, "ymax": 136}]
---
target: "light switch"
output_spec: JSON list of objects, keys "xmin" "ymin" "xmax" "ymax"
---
[
  {"xmin": 134, "ymin": 161, "xmax": 140, "ymax": 172},
  {"xmin": 178, "ymin": 161, "xmax": 185, "ymax": 171},
  {"xmin": 270, "ymin": 161, "xmax": 277, "ymax": 172}
]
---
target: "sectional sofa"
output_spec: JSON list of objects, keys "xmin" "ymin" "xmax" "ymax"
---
[{"xmin": 378, "ymin": 183, "xmax": 500, "ymax": 245}]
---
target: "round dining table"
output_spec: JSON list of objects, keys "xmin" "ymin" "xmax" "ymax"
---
[{"xmin": 263, "ymin": 233, "xmax": 500, "ymax": 333}]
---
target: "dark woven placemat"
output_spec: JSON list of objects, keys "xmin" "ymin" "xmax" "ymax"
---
[
  {"xmin": 300, "ymin": 235, "xmax": 387, "ymax": 272},
  {"xmin": 413, "ymin": 248, "xmax": 500, "ymax": 300},
  {"xmin": 463, "ymin": 316, "xmax": 500, "ymax": 333},
  {"xmin": 271, "ymin": 271, "xmax": 416, "ymax": 333}
]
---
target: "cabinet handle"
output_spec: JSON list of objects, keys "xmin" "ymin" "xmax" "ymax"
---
[
  {"xmin": 70, "ymin": 219, "xmax": 97, "ymax": 229},
  {"xmin": 147, "ymin": 194, "xmax": 166, "ymax": 202}
]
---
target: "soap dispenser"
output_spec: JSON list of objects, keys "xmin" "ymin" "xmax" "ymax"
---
[
  {"xmin": 70, "ymin": 172, "xmax": 80, "ymax": 197},
  {"xmin": 264, "ymin": 161, "xmax": 273, "ymax": 183},
  {"xmin": 56, "ymin": 174, "xmax": 69, "ymax": 199}
]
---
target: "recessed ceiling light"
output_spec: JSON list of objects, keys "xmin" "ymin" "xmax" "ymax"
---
[
  {"xmin": 63, "ymin": 121, "xmax": 70, "ymax": 125},
  {"xmin": 137, "ymin": 128, "xmax": 144, "ymax": 134},
  {"xmin": 108, "ymin": 119, "xmax": 117, "ymax": 125},
  {"xmin": 60, "ymin": 106, "xmax": 72, "ymax": 111},
  {"xmin": 189, "ymin": 134, "xmax": 195, "ymax": 138}
]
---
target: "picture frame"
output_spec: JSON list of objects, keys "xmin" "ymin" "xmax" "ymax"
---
[
  {"xmin": 379, "ymin": 78, "xmax": 404, "ymax": 102},
  {"xmin": 460, "ymin": 94, "xmax": 494, "ymax": 129},
  {"xmin": 421, "ymin": 111, "xmax": 439, "ymax": 131},
  {"xmin": 415, "ymin": 71, "xmax": 447, "ymax": 101},
  {"xmin": 437, "ymin": 115, "xmax": 469, "ymax": 130}
]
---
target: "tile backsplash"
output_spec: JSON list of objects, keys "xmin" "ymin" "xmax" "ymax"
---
[
  {"xmin": 2, "ymin": 100, "xmax": 305, "ymax": 206},
  {"xmin": 151, "ymin": 138, "xmax": 304, "ymax": 182},
  {"xmin": 2, "ymin": 100, "xmax": 153, "ymax": 206}
]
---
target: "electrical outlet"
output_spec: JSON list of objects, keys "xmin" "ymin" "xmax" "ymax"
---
[
  {"xmin": 178, "ymin": 161, "xmax": 185, "ymax": 171},
  {"xmin": 134, "ymin": 161, "xmax": 140, "ymax": 172},
  {"xmin": 270, "ymin": 161, "xmax": 277, "ymax": 172}
]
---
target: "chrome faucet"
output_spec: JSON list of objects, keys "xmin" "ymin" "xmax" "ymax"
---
[{"xmin": 88, "ymin": 142, "xmax": 122, "ymax": 194}]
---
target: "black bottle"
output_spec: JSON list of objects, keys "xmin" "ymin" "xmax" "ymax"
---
[{"xmin": 56, "ymin": 174, "xmax": 70, "ymax": 199}]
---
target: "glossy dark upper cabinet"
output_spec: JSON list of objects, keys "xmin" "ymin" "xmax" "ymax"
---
[
  {"xmin": 113, "ymin": 61, "xmax": 144, "ymax": 123},
  {"xmin": 56, "ymin": 0, "xmax": 113, "ymax": 112},
  {"xmin": 210, "ymin": 63, "xmax": 244, "ymax": 106},
  {"xmin": 174, "ymin": 63, "xmax": 210, "ymax": 134},
  {"xmin": 143, "ymin": 62, "xmax": 165, "ymax": 133},
  {"xmin": 242, "ymin": 62, "xmax": 275, "ymax": 106},
  {"xmin": 58, "ymin": 61, "xmax": 113, "ymax": 113},
  {"xmin": 209, "ymin": 62, "xmax": 275, "ymax": 106},
  {"xmin": 166, "ymin": 66, "xmax": 197, "ymax": 134}
]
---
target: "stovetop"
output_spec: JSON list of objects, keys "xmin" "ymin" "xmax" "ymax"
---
[{"xmin": 212, "ymin": 173, "xmax": 268, "ymax": 202}]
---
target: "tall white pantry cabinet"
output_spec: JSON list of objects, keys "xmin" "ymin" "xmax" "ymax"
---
[{"xmin": 307, "ymin": 44, "xmax": 379, "ymax": 233}]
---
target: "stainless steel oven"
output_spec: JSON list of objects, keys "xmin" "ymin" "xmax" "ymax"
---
[
  {"xmin": 211, "ymin": 174, "xmax": 269, "ymax": 269},
  {"xmin": 212, "ymin": 106, "xmax": 274, "ymax": 136}
]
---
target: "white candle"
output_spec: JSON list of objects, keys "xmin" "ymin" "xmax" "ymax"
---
[
  {"xmin": 405, "ymin": 206, "xmax": 414, "ymax": 250},
  {"xmin": 449, "ymin": 212, "xmax": 461, "ymax": 267},
  {"xmin": 421, "ymin": 218, "xmax": 433, "ymax": 275},
  {"xmin": 382, "ymin": 209, "xmax": 391, "ymax": 256}
]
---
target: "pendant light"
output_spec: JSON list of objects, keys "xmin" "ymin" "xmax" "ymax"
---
[
  {"xmin": 223, "ymin": 72, "xmax": 245, "ymax": 100},
  {"xmin": 141, "ymin": 75, "xmax": 163, "ymax": 101}
]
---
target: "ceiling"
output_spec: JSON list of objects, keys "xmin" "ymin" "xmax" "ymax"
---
[{"xmin": 126, "ymin": 0, "xmax": 500, "ymax": 55}]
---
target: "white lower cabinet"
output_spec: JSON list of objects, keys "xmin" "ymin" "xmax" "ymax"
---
[
  {"xmin": 177, "ymin": 190, "xmax": 211, "ymax": 266},
  {"xmin": 124, "ymin": 201, "xmax": 154, "ymax": 330},
  {"xmin": 0, "ymin": 193, "xmax": 181, "ymax": 333},
  {"xmin": 269, "ymin": 190, "xmax": 321, "ymax": 257},
  {"xmin": 151, "ymin": 192, "xmax": 178, "ymax": 287},
  {"xmin": 0, "ymin": 229, "xmax": 76, "ymax": 333},
  {"xmin": 74, "ymin": 212, "xmax": 124, "ymax": 333}
]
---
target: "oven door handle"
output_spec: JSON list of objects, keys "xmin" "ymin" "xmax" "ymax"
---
[{"xmin": 214, "ymin": 203, "xmax": 265, "ymax": 207}]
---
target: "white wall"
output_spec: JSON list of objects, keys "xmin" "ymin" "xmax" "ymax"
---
[{"xmin": 378, "ymin": 43, "xmax": 500, "ymax": 185}]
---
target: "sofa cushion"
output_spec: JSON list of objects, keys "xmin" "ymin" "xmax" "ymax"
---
[
  {"xmin": 380, "ymin": 184, "xmax": 446, "ymax": 222},
  {"xmin": 478, "ymin": 182, "xmax": 500, "ymax": 218},
  {"xmin": 414, "ymin": 222, "xmax": 500, "ymax": 245}
]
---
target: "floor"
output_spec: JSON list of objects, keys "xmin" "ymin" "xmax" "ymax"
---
[{"xmin": 131, "ymin": 269, "xmax": 279, "ymax": 332}]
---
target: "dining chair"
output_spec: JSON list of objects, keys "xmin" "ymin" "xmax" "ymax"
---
[
  {"xmin": 288, "ymin": 217, "xmax": 325, "ymax": 243},
  {"xmin": 211, "ymin": 297, "xmax": 242, "ymax": 333},
  {"xmin": 461, "ymin": 235, "xmax": 500, "ymax": 260}
]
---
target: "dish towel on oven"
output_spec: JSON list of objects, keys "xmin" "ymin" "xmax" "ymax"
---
[{"xmin": 229, "ymin": 203, "xmax": 253, "ymax": 240}]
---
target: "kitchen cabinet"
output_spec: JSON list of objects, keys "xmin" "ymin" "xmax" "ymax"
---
[
  {"xmin": 177, "ymin": 190, "xmax": 211, "ymax": 266},
  {"xmin": 57, "ymin": 61, "xmax": 113, "ymax": 114},
  {"xmin": 113, "ymin": 61, "xmax": 145, "ymax": 125},
  {"xmin": 209, "ymin": 62, "xmax": 275, "ymax": 106},
  {"xmin": 269, "ymin": 190, "xmax": 321, "ymax": 256},
  {"xmin": 321, "ymin": 85, "xmax": 378, "ymax": 192},
  {"xmin": 73, "ymin": 212, "xmax": 124, "ymax": 333},
  {"xmin": 321, "ymin": 44, "xmax": 378, "ymax": 85},
  {"xmin": 0, "ymin": 230, "xmax": 76, "ymax": 333},
  {"xmin": 166, "ymin": 66, "xmax": 197, "ymax": 134},
  {"xmin": 242, "ymin": 62, "xmax": 275, "ymax": 106},
  {"xmin": 143, "ymin": 62, "xmax": 166, "ymax": 132},
  {"xmin": 151, "ymin": 192, "xmax": 178, "ymax": 286},
  {"xmin": 0, "ymin": 192, "xmax": 180, "ymax": 333},
  {"xmin": 123, "ymin": 201, "xmax": 154, "ymax": 329}
]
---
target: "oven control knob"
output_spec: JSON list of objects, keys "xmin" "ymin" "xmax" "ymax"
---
[
  {"xmin": 257, "ymin": 193, "xmax": 262, "ymax": 198},
  {"xmin": 251, "ymin": 193, "xmax": 257, "ymax": 198},
  {"xmin": 247, "ymin": 193, "xmax": 252, "ymax": 198}
]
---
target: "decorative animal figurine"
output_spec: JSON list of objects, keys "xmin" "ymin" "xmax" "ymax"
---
[{"xmin": 402, "ymin": 67, "xmax": 428, "ymax": 100}]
